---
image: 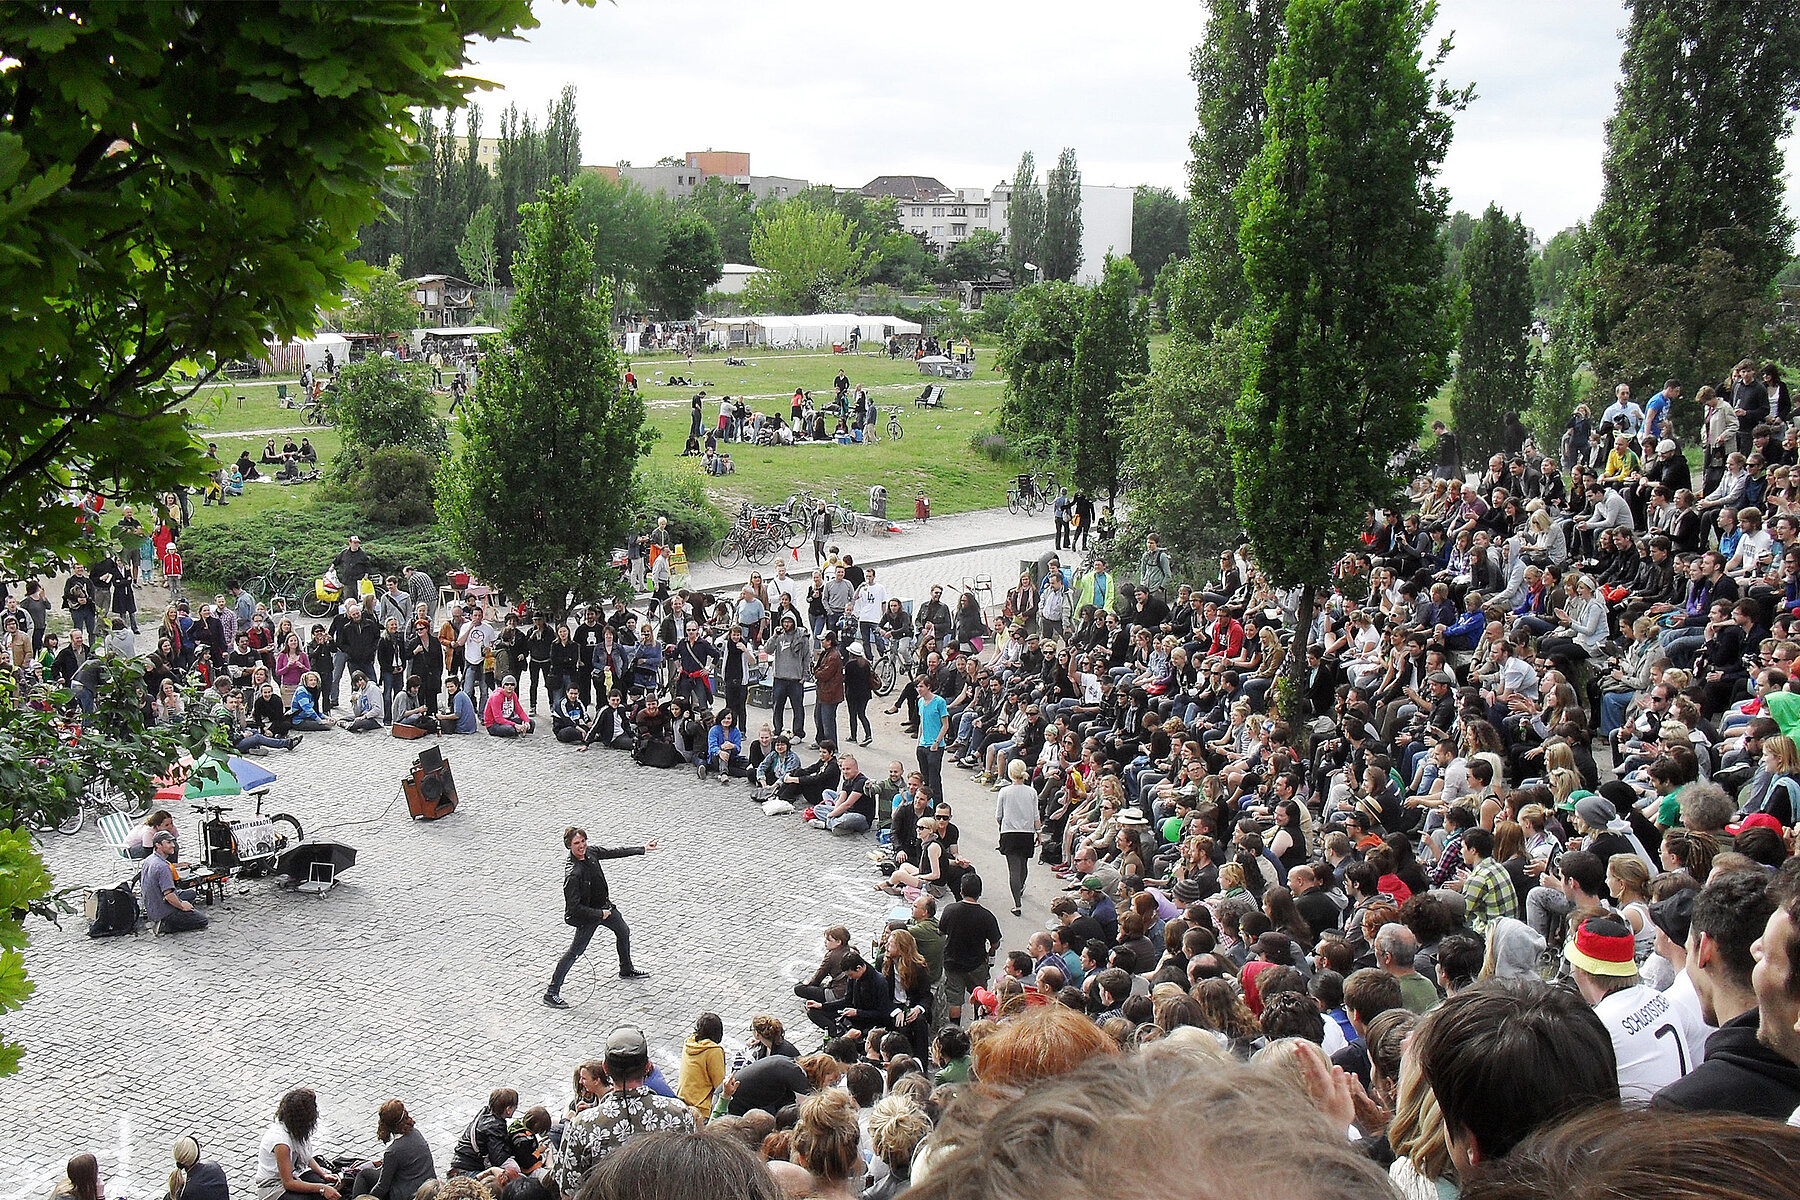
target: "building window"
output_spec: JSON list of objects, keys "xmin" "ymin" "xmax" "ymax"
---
[
  {"xmin": 950, "ymin": 207, "xmax": 965, "ymax": 217},
  {"xmin": 976, "ymin": 207, "xmax": 988, "ymax": 218},
  {"xmin": 932, "ymin": 225, "xmax": 944, "ymax": 237},
  {"xmin": 952, "ymin": 224, "xmax": 966, "ymax": 236}
]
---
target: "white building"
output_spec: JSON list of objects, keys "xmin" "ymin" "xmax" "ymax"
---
[
  {"xmin": 714, "ymin": 263, "xmax": 765, "ymax": 296},
  {"xmin": 987, "ymin": 182, "xmax": 1135, "ymax": 285}
]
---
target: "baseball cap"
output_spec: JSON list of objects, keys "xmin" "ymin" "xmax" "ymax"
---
[
  {"xmin": 605, "ymin": 1025, "xmax": 649, "ymax": 1063},
  {"xmin": 1647, "ymin": 889, "xmax": 1697, "ymax": 945},
  {"xmin": 1080, "ymin": 875, "xmax": 1106, "ymax": 891},
  {"xmin": 153, "ymin": 830, "xmax": 176, "ymax": 845},
  {"xmin": 1727, "ymin": 812, "xmax": 1783, "ymax": 836},
  {"xmin": 1565, "ymin": 916, "xmax": 1637, "ymax": 977}
]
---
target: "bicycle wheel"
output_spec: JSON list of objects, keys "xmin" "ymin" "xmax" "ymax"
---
[
  {"xmin": 714, "ymin": 534, "xmax": 742, "ymax": 569},
  {"xmin": 873, "ymin": 654, "xmax": 896, "ymax": 696},
  {"xmin": 1006, "ymin": 490, "xmax": 1021, "ymax": 515},
  {"xmin": 784, "ymin": 520, "xmax": 808, "ymax": 550},
  {"xmin": 270, "ymin": 813, "xmax": 304, "ymax": 845},
  {"xmin": 889, "ymin": 420, "xmax": 903, "ymax": 441},
  {"xmin": 298, "ymin": 586, "xmax": 331, "ymax": 619},
  {"xmin": 56, "ymin": 806, "xmax": 84, "ymax": 836}
]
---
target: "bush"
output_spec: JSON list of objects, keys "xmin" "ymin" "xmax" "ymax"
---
[
  {"xmin": 181, "ymin": 502, "xmax": 454, "ymax": 593},
  {"xmin": 348, "ymin": 445, "xmax": 438, "ymax": 525},
  {"xmin": 968, "ymin": 430, "xmax": 1014, "ymax": 462},
  {"xmin": 630, "ymin": 463, "xmax": 729, "ymax": 553}
]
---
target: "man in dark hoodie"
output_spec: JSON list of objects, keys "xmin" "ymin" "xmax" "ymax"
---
[{"xmin": 1654, "ymin": 866, "xmax": 1798, "ymax": 1118}]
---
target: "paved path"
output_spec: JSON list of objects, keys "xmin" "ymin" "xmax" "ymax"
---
[{"xmin": 7, "ymin": 516, "xmax": 1075, "ymax": 1198}]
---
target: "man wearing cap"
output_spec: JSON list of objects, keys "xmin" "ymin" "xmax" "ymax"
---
[
  {"xmin": 1645, "ymin": 884, "xmax": 1715, "ymax": 1052},
  {"xmin": 483, "ymin": 676, "xmax": 533, "ymax": 737},
  {"xmin": 544, "ymin": 826, "xmax": 657, "ymax": 1009},
  {"xmin": 1567, "ymin": 914, "xmax": 1692, "ymax": 1101},
  {"xmin": 332, "ymin": 534, "xmax": 371, "ymax": 598},
  {"xmin": 1654, "ymin": 868, "xmax": 1798, "ymax": 1117},
  {"xmin": 552, "ymin": 1024, "xmax": 694, "ymax": 1191},
  {"xmin": 141, "ymin": 830, "xmax": 208, "ymax": 935}
]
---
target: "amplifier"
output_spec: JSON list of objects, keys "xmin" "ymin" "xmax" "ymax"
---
[{"xmin": 403, "ymin": 756, "xmax": 459, "ymax": 821}]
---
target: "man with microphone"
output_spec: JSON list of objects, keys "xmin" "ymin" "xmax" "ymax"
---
[{"xmin": 544, "ymin": 826, "xmax": 657, "ymax": 1009}]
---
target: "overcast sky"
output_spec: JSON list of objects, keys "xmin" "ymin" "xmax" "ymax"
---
[{"xmin": 462, "ymin": 0, "xmax": 1797, "ymax": 243}]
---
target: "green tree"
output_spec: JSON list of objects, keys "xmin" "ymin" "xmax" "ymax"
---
[
  {"xmin": 943, "ymin": 229, "xmax": 1005, "ymax": 281},
  {"xmin": 1571, "ymin": 0, "xmax": 1800, "ymax": 390},
  {"xmin": 1005, "ymin": 152, "xmax": 1045, "ymax": 284},
  {"xmin": 996, "ymin": 281, "xmax": 1088, "ymax": 467},
  {"xmin": 1184, "ymin": 0, "xmax": 1285, "ymax": 336},
  {"xmin": 744, "ymin": 203, "xmax": 870, "ymax": 313},
  {"xmin": 350, "ymin": 254, "xmax": 420, "ymax": 346},
  {"xmin": 326, "ymin": 358, "xmax": 449, "ymax": 485},
  {"xmin": 1130, "ymin": 186, "xmax": 1189, "ymax": 280},
  {"xmin": 1530, "ymin": 226, "xmax": 1581, "ymax": 310},
  {"xmin": 437, "ymin": 181, "xmax": 649, "ymax": 619},
  {"xmin": 1232, "ymin": 0, "xmax": 1460, "ymax": 717},
  {"xmin": 1450, "ymin": 205, "xmax": 1533, "ymax": 461},
  {"xmin": 1070, "ymin": 255, "xmax": 1149, "ymax": 501},
  {"xmin": 645, "ymin": 211, "xmax": 724, "ymax": 319},
  {"xmin": 0, "ymin": 1, "xmax": 528, "ymax": 580},
  {"xmin": 572, "ymin": 171, "xmax": 672, "ymax": 299},
  {"xmin": 1439, "ymin": 208, "xmax": 1477, "ymax": 289},
  {"xmin": 1041, "ymin": 148, "xmax": 1084, "ymax": 283},
  {"xmin": 679, "ymin": 175, "xmax": 757, "ymax": 264},
  {"xmin": 1125, "ymin": 326, "xmax": 1246, "ymax": 564},
  {"xmin": 457, "ymin": 202, "xmax": 501, "ymax": 305}
]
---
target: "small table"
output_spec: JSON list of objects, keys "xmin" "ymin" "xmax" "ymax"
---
[{"xmin": 172, "ymin": 865, "xmax": 229, "ymax": 906}]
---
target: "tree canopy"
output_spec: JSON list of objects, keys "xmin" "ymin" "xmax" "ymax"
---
[
  {"xmin": 996, "ymin": 281, "xmax": 1088, "ymax": 468},
  {"xmin": 1231, "ymin": 0, "xmax": 1459, "ymax": 710},
  {"xmin": 1130, "ymin": 186, "xmax": 1190, "ymax": 281},
  {"xmin": 1069, "ymin": 255, "xmax": 1149, "ymax": 501},
  {"xmin": 1005, "ymin": 152, "xmax": 1045, "ymax": 284},
  {"xmin": 743, "ymin": 202, "xmax": 870, "ymax": 314},
  {"xmin": 1568, "ymin": 0, "xmax": 1800, "ymax": 391},
  {"xmin": 437, "ymin": 181, "xmax": 648, "ymax": 617},
  {"xmin": 644, "ymin": 211, "xmax": 724, "ymax": 319},
  {"xmin": 1450, "ymin": 205, "xmax": 1533, "ymax": 461},
  {"xmin": 0, "ymin": 1, "xmax": 533, "ymax": 578},
  {"xmin": 1040, "ymin": 148, "xmax": 1084, "ymax": 283},
  {"xmin": 349, "ymin": 255, "xmax": 420, "ymax": 344}
]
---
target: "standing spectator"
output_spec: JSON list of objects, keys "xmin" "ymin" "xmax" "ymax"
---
[
  {"xmin": 843, "ymin": 642, "xmax": 873, "ymax": 746},
  {"xmin": 940, "ymin": 873, "xmax": 1001, "ymax": 1025},
  {"xmin": 812, "ymin": 631, "xmax": 844, "ymax": 749},
  {"xmin": 61, "ymin": 563, "xmax": 96, "ymax": 643}
]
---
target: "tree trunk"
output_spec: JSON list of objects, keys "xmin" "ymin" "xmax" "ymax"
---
[{"xmin": 1280, "ymin": 581, "xmax": 1315, "ymax": 725}]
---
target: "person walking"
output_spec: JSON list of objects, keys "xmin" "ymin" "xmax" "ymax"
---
[
  {"xmin": 544, "ymin": 826, "xmax": 657, "ymax": 1009},
  {"xmin": 916, "ymin": 674, "xmax": 948, "ymax": 802},
  {"xmin": 995, "ymin": 760, "xmax": 1040, "ymax": 916},
  {"xmin": 843, "ymin": 643, "xmax": 873, "ymax": 745}
]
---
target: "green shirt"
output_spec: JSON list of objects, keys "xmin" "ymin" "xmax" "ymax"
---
[
  {"xmin": 934, "ymin": 1055, "xmax": 971, "ymax": 1084},
  {"xmin": 1656, "ymin": 789, "xmax": 1681, "ymax": 828},
  {"xmin": 1396, "ymin": 970, "xmax": 1441, "ymax": 1014}
]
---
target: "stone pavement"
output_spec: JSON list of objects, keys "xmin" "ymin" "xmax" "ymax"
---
[{"xmin": 5, "ymin": 513, "xmax": 1074, "ymax": 1198}]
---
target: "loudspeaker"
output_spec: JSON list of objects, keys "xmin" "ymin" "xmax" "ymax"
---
[{"xmin": 403, "ymin": 753, "xmax": 458, "ymax": 821}]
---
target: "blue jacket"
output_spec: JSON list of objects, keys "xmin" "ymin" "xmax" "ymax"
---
[
  {"xmin": 446, "ymin": 691, "xmax": 478, "ymax": 733},
  {"xmin": 707, "ymin": 723, "xmax": 743, "ymax": 758},
  {"xmin": 292, "ymin": 686, "xmax": 324, "ymax": 721}
]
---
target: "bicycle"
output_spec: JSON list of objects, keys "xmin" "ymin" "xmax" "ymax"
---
[
  {"xmin": 872, "ymin": 632, "xmax": 912, "ymax": 697},
  {"xmin": 249, "ymin": 550, "xmax": 312, "ymax": 614},
  {"xmin": 884, "ymin": 406, "xmax": 904, "ymax": 442},
  {"xmin": 1007, "ymin": 475, "xmax": 1044, "ymax": 515},
  {"xmin": 36, "ymin": 775, "xmax": 148, "ymax": 836}
]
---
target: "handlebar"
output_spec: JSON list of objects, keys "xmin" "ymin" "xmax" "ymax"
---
[{"xmin": 191, "ymin": 804, "xmax": 232, "ymax": 817}]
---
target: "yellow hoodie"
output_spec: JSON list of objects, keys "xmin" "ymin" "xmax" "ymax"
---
[{"xmin": 678, "ymin": 1036, "xmax": 726, "ymax": 1120}]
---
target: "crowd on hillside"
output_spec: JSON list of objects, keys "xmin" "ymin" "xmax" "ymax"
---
[{"xmin": 24, "ymin": 356, "xmax": 1800, "ymax": 1200}]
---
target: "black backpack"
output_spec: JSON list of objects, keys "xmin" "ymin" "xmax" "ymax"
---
[{"xmin": 85, "ymin": 882, "xmax": 140, "ymax": 937}]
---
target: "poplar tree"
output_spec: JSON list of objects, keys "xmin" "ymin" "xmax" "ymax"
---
[
  {"xmin": 1069, "ymin": 255, "xmax": 1149, "ymax": 501},
  {"xmin": 1231, "ymin": 0, "xmax": 1461, "ymax": 716},
  {"xmin": 1451, "ymin": 205, "xmax": 1533, "ymax": 460},
  {"xmin": 1005, "ymin": 152, "xmax": 1044, "ymax": 284},
  {"xmin": 1040, "ymin": 148, "xmax": 1084, "ymax": 283}
]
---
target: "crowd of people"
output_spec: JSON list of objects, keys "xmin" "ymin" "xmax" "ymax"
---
[
  {"xmin": 678, "ymin": 368, "xmax": 894, "ymax": 461},
  {"xmin": 28, "ymin": 358, "xmax": 1800, "ymax": 1199}
]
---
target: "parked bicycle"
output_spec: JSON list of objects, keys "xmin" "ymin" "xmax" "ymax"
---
[
  {"xmin": 248, "ymin": 550, "xmax": 312, "ymax": 615},
  {"xmin": 1006, "ymin": 473, "xmax": 1047, "ymax": 515},
  {"xmin": 34, "ymin": 775, "xmax": 150, "ymax": 837},
  {"xmin": 864, "ymin": 405, "xmax": 905, "ymax": 444}
]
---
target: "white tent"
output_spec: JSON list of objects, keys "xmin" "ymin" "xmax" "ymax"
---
[{"xmin": 699, "ymin": 312, "xmax": 923, "ymax": 350}]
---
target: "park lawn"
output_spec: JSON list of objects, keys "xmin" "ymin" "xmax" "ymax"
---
[{"xmin": 637, "ymin": 347, "xmax": 1015, "ymax": 515}]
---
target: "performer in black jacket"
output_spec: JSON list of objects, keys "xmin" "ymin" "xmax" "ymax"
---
[{"xmin": 544, "ymin": 826, "xmax": 657, "ymax": 1008}]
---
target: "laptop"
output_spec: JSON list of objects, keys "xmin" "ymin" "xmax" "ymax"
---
[{"xmin": 296, "ymin": 861, "xmax": 336, "ymax": 895}]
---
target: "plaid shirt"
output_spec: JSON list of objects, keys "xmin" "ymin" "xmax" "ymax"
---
[
  {"xmin": 1462, "ymin": 857, "xmax": 1519, "ymax": 935},
  {"xmin": 1429, "ymin": 831, "xmax": 1465, "ymax": 889}
]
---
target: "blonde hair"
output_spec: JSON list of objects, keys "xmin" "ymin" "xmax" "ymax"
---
[
  {"xmin": 1549, "ymin": 768, "xmax": 1579, "ymax": 809},
  {"xmin": 1389, "ymin": 1046, "xmax": 1454, "ymax": 1183},
  {"xmin": 1764, "ymin": 734, "xmax": 1800, "ymax": 776},
  {"xmin": 1219, "ymin": 862, "xmax": 1246, "ymax": 891}
]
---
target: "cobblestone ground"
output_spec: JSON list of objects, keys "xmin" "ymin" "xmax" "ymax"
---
[{"xmin": 7, "ymin": 524, "xmax": 1065, "ymax": 1199}]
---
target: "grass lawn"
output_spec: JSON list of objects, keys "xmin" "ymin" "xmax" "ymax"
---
[
  {"xmin": 165, "ymin": 347, "xmax": 1019, "ymax": 561},
  {"xmin": 635, "ymin": 347, "xmax": 1013, "ymax": 514}
]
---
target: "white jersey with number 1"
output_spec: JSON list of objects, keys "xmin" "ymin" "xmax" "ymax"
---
[{"xmin": 1594, "ymin": 983, "xmax": 1692, "ymax": 1102}]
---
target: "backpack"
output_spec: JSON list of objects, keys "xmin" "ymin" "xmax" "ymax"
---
[
  {"xmin": 85, "ymin": 882, "xmax": 140, "ymax": 938},
  {"xmin": 633, "ymin": 738, "xmax": 680, "ymax": 769}
]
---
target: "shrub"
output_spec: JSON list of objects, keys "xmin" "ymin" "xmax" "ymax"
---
[
  {"xmin": 349, "ymin": 445, "xmax": 438, "ymax": 525},
  {"xmin": 630, "ymin": 463, "xmax": 729, "ymax": 553},
  {"xmin": 968, "ymin": 430, "xmax": 1014, "ymax": 462},
  {"xmin": 181, "ymin": 502, "xmax": 454, "ymax": 593},
  {"xmin": 326, "ymin": 359, "xmax": 447, "ymax": 483}
]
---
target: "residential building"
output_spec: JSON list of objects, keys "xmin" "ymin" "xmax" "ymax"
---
[{"xmin": 988, "ymin": 181, "xmax": 1134, "ymax": 285}]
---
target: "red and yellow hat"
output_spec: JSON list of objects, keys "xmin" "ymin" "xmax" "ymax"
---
[{"xmin": 1566, "ymin": 916, "xmax": 1637, "ymax": 977}]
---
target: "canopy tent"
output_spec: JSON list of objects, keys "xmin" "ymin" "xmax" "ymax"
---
[
  {"xmin": 699, "ymin": 313, "xmax": 922, "ymax": 350},
  {"xmin": 411, "ymin": 326, "xmax": 501, "ymax": 352}
]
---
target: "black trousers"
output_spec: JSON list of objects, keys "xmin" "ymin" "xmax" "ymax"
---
[
  {"xmin": 548, "ymin": 909, "xmax": 633, "ymax": 993},
  {"xmin": 847, "ymin": 696, "xmax": 871, "ymax": 741}
]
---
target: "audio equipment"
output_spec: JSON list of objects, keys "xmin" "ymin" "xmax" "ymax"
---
[{"xmin": 402, "ymin": 752, "xmax": 458, "ymax": 821}]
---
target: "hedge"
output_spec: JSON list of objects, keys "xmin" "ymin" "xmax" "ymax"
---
[{"xmin": 181, "ymin": 502, "xmax": 455, "ymax": 593}]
